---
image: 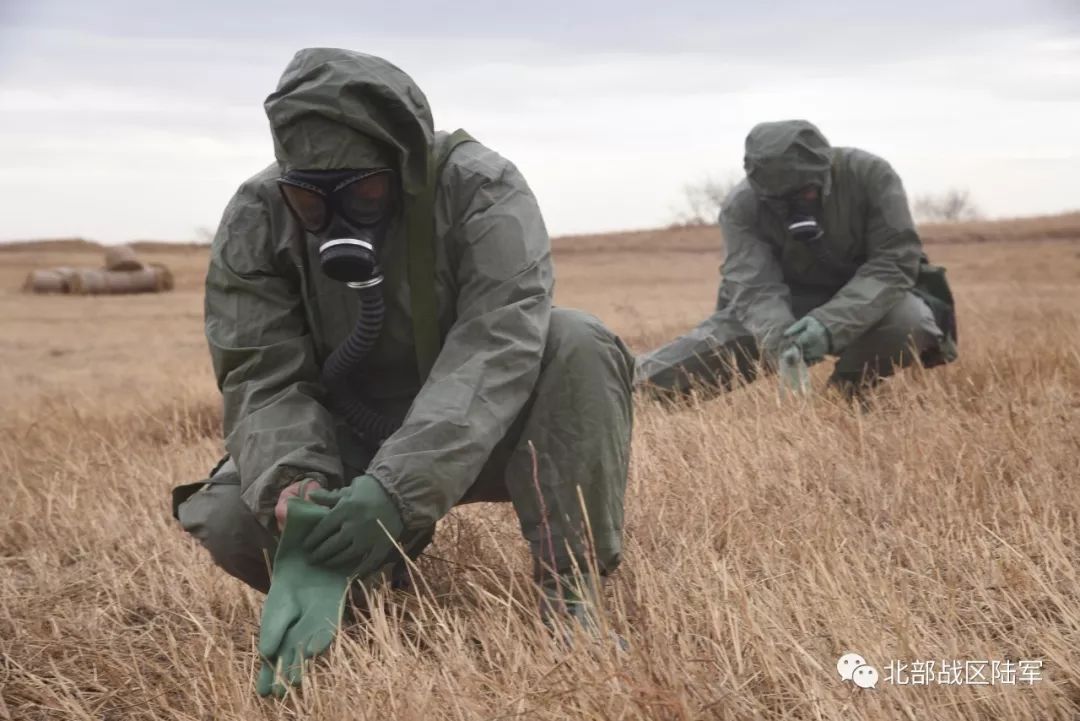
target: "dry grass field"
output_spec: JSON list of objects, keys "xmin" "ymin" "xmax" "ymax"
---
[{"xmin": 2, "ymin": 214, "xmax": 1080, "ymax": 720}]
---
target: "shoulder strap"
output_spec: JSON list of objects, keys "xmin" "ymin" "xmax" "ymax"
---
[{"xmin": 406, "ymin": 129, "xmax": 477, "ymax": 381}]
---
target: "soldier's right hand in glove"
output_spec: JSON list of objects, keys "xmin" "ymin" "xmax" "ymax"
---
[
  {"xmin": 275, "ymin": 478, "xmax": 323, "ymax": 532},
  {"xmin": 303, "ymin": 474, "xmax": 405, "ymax": 575}
]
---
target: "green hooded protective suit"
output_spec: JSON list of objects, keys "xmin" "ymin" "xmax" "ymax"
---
[
  {"xmin": 173, "ymin": 48, "xmax": 633, "ymax": 592},
  {"xmin": 636, "ymin": 120, "xmax": 957, "ymax": 395}
]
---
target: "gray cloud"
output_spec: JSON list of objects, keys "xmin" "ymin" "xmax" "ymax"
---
[{"xmin": 0, "ymin": 0, "xmax": 1077, "ymax": 241}]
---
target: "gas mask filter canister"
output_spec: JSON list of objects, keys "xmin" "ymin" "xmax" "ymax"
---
[{"xmin": 783, "ymin": 186, "xmax": 824, "ymax": 243}]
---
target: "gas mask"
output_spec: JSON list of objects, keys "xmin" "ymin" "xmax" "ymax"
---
[
  {"xmin": 278, "ymin": 167, "xmax": 401, "ymax": 442},
  {"xmin": 277, "ymin": 168, "xmax": 397, "ymax": 288},
  {"xmin": 766, "ymin": 185, "xmax": 824, "ymax": 243}
]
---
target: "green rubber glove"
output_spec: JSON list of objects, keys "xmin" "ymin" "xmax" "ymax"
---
[
  {"xmin": 304, "ymin": 474, "xmax": 405, "ymax": 575},
  {"xmin": 256, "ymin": 499, "xmax": 350, "ymax": 698},
  {"xmin": 778, "ymin": 345, "xmax": 811, "ymax": 397},
  {"xmin": 782, "ymin": 316, "xmax": 831, "ymax": 364},
  {"xmin": 539, "ymin": 573, "xmax": 628, "ymax": 651},
  {"xmin": 540, "ymin": 573, "xmax": 601, "ymax": 633}
]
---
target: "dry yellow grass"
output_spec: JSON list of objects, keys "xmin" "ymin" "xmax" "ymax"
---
[{"xmin": 2, "ymin": 216, "xmax": 1080, "ymax": 719}]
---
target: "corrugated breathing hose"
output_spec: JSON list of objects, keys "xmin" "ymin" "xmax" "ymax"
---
[{"xmin": 320, "ymin": 287, "xmax": 400, "ymax": 442}]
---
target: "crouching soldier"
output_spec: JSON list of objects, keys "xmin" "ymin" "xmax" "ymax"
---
[
  {"xmin": 636, "ymin": 119, "xmax": 957, "ymax": 398},
  {"xmin": 171, "ymin": 48, "xmax": 634, "ymax": 696}
]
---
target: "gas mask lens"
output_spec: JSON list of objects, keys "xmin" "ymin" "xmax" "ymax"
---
[
  {"xmin": 790, "ymin": 185, "xmax": 821, "ymax": 215},
  {"xmin": 337, "ymin": 171, "xmax": 392, "ymax": 226},
  {"xmin": 278, "ymin": 183, "xmax": 328, "ymax": 232},
  {"xmin": 277, "ymin": 169, "xmax": 395, "ymax": 234}
]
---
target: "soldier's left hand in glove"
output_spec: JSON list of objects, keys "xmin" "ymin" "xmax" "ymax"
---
[
  {"xmin": 783, "ymin": 316, "xmax": 832, "ymax": 364},
  {"xmin": 303, "ymin": 474, "xmax": 405, "ymax": 575}
]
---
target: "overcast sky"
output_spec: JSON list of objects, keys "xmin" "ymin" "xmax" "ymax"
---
[{"xmin": 1, "ymin": 0, "xmax": 1078, "ymax": 242}]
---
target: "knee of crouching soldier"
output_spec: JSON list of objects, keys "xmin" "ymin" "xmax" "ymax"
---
[
  {"xmin": 177, "ymin": 482, "xmax": 275, "ymax": 592},
  {"xmin": 177, "ymin": 483, "xmax": 251, "ymax": 558},
  {"xmin": 877, "ymin": 295, "xmax": 940, "ymax": 357},
  {"xmin": 544, "ymin": 309, "xmax": 633, "ymax": 382}
]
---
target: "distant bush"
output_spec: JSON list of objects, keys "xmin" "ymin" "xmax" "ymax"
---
[
  {"xmin": 671, "ymin": 175, "xmax": 739, "ymax": 227},
  {"xmin": 194, "ymin": 226, "xmax": 217, "ymax": 245},
  {"xmin": 914, "ymin": 189, "xmax": 981, "ymax": 223}
]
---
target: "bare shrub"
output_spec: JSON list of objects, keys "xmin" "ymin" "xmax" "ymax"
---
[
  {"xmin": 914, "ymin": 188, "xmax": 982, "ymax": 223},
  {"xmin": 671, "ymin": 174, "xmax": 739, "ymax": 227},
  {"xmin": 194, "ymin": 225, "xmax": 217, "ymax": 244}
]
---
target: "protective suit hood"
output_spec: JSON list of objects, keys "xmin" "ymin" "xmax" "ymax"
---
[
  {"xmin": 265, "ymin": 48, "xmax": 435, "ymax": 195},
  {"xmin": 743, "ymin": 120, "xmax": 833, "ymax": 198}
]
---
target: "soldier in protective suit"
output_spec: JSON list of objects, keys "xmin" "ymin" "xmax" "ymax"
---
[
  {"xmin": 171, "ymin": 48, "xmax": 633, "ymax": 695},
  {"xmin": 636, "ymin": 120, "xmax": 957, "ymax": 397}
]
